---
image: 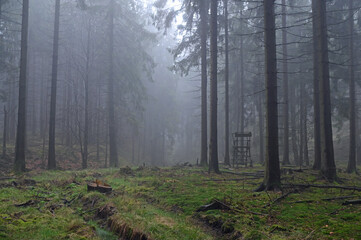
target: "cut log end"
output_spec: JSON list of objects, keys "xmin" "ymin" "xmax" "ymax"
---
[{"xmin": 87, "ymin": 182, "xmax": 112, "ymax": 193}]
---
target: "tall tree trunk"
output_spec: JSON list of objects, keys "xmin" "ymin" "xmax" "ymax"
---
[
  {"xmin": 347, "ymin": 0, "xmax": 356, "ymax": 173},
  {"xmin": 30, "ymin": 55, "xmax": 37, "ymax": 136},
  {"xmin": 82, "ymin": 23, "xmax": 91, "ymax": 170},
  {"xmin": 357, "ymin": 133, "xmax": 361, "ymax": 165},
  {"xmin": 313, "ymin": 0, "xmax": 336, "ymax": 181},
  {"xmin": 162, "ymin": 128, "xmax": 165, "ymax": 165},
  {"xmin": 303, "ymin": 90, "xmax": 310, "ymax": 166},
  {"xmin": 96, "ymin": 83, "xmax": 100, "ymax": 164},
  {"xmin": 39, "ymin": 55, "xmax": 45, "ymax": 140},
  {"xmin": 312, "ymin": 0, "xmax": 321, "ymax": 170},
  {"xmin": 299, "ymin": 80, "xmax": 304, "ymax": 167},
  {"xmin": 224, "ymin": 0, "xmax": 230, "ymax": 165},
  {"xmin": 258, "ymin": 81, "xmax": 264, "ymax": 165},
  {"xmin": 48, "ymin": 0, "xmax": 60, "ymax": 170},
  {"xmin": 290, "ymin": 78, "xmax": 299, "ymax": 165},
  {"xmin": 108, "ymin": 0, "xmax": 119, "ymax": 167},
  {"xmin": 257, "ymin": 0, "xmax": 280, "ymax": 191},
  {"xmin": 281, "ymin": 0, "xmax": 290, "ymax": 165},
  {"xmin": 208, "ymin": 0, "xmax": 220, "ymax": 174},
  {"xmin": 239, "ymin": 23, "xmax": 245, "ymax": 133},
  {"xmin": 256, "ymin": 55, "xmax": 264, "ymax": 165},
  {"xmin": 132, "ymin": 127, "xmax": 135, "ymax": 164},
  {"xmin": 2, "ymin": 106, "xmax": 7, "ymax": 158},
  {"xmin": 14, "ymin": 0, "xmax": 29, "ymax": 172},
  {"xmin": 199, "ymin": 0, "xmax": 208, "ymax": 167},
  {"xmin": 235, "ymin": 53, "xmax": 240, "ymax": 133},
  {"xmin": 105, "ymin": 119, "xmax": 108, "ymax": 168}
]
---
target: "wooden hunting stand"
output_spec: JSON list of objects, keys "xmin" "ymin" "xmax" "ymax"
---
[{"xmin": 232, "ymin": 132, "xmax": 252, "ymax": 167}]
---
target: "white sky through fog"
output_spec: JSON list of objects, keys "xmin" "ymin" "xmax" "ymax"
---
[{"xmin": 143, "ymin": 0, "xmax": 185, "ymax": 26}]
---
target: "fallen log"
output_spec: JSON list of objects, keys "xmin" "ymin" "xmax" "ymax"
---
[
  {"xmin": 196, "ymin": 200, "xmax": 231, "ymax": 212},
  {"xmin": 342, "ymin": 199, "xmax": 361, "ymax": 205},
  {"xmin": 0, "ymin": 177, "xmax": 15, "ymax": 181},
  {"xmin": 222, "ymin": 170, "xmax": 264, "ymax": 177},
  {"xmin": 204, "ymin": 177, "xmax": 262, "ymax": 182},
  {"xmin": 292, "ymin": 196, "xmax": 357, "ymax": 204},
  {"xmin": 282, "ymin": 184, "xmax": 361, "ymax": 191},
  {"xmin": 15, "ymin": 200, "xmax": 37, "ymax": 207},
  {"xmin": 264, "ymin": 190, "xmax": 298, "ymax": 207}
]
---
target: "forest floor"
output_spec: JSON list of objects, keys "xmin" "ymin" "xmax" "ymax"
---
[{"xmin": 0, "ymin": 164, "xmax": 361, "ymax": 240}]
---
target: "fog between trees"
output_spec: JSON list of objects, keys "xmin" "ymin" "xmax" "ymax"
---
[{"xmin": 1, "ymin": 0, "xmax": 361, "ymax": 183}]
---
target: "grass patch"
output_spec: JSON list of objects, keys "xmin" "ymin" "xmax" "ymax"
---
[{"xmin": 1, "ymin": 165, "xmax": 360, "ymax": 239}]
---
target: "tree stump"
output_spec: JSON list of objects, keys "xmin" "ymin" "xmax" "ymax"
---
[{"xmin": 87, "ymin": 180, "xmax": 112, "ymax": 193}]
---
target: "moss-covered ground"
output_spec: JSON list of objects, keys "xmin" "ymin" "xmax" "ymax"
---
[{"xmin": 0, "ymin": 165, "xmax": 360, "ymax": 239}]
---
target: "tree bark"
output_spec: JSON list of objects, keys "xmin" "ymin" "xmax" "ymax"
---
[
  {"xmin": 299, "ymin": 80, "xmax": 304, "ymax": 167},
  {"xmin": 257, "ymin": 0, "xmax": 280, "ymax": 191},
  {"xmin": 303, "ymin": 93, "xmax": 309, "ymax": 166},
  {"xmin": 347, "ymin": 0, "xmax": 356, "ymax": 173},
  {"xmin": 224, "ymin": 0, "xmax": 230, "ymax": 166},
  {"xmin": 108, "ymin": 0, "xmax": 119, "ymax": 168},
  {"xmin": 208, "ymin": 0, "xmax": 220, "ymax": 174},
  {"xmin": 48, "ymin": 0, "xmax": 60, "ymax": 170},
  {"xmin": 14, "ymin": 0, "xmax": 29, "ymax": 172},
  {"xmin": 281, "ymin": 0, "xmax": 290, "ymax": 165},
  {"xmin": 258, "ymin": 80, "xmax": 264, "ymax": 165},
  {"xmin": 96, "ymin": 82, "xmax": 100, "ymax": 164},
  {"xmin": 82, "ymin": 22, "xmax": 91, "ymax": 170},
  {"xmin": 255, "ymin": 55, "xmax": 264, "ymax": 165},
  {"xmin": 2, "ymin": 106, "xmax": 7, "ymax": 158},
  {"xmin": 312, "ymin": 0, "xmax": 321, "ymax": 170},
  {"xmin": 239, "ymin": 22, "xmax": 245, "ymax": 134},
  {"xmin": 199, "ymin": 0, "xmax": 208, "ymax": 167},
  {"xmin": 312, "ymin": 0, "xmax": 336, "ymax": 181}
]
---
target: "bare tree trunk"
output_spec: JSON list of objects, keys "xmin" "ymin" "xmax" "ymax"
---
[
  {"xmin": 2, "ymin": 106, "xmax": 7, "ymax": 158},
  {"xmin": 96, "ymin": 84, "xmax": 100, "ymax": 164},
  {"xmin": 132, "ymin": 127, "xmax": 135, "ymax": 164},
  {"xmin": 303, "ymin": 91, "xmax": 309, "ymax": 166},
  {"xmin": 224, "ymin": 0, "xmax": 230, "ymax": 165},
  {"xmin": 290, "ymin": 79, "xmax": 299, "ymax": 165},
  {"xmin": 255, "ymin": 55, "xmax": 264, "ymax": 165},
  {"xmin": 257, "ymin": 0, "xmax": 280, "ymax": 191},
  {"xmin": 258, "ymin": 81, "xmax": 264, "ymax": 165},
  {"xmin": 235, "ymin": 53, "xmax": 240, "ymax": 133},
  {"xmin": 239, "ymin": 23, "xmax": 245, "ymax": 133},
  {"xmin": 105, "ymin": 118, "xmax": 108, "ymax": 168},
  {"xmin": 42, "ymin": 64, "xmax": 49, "ymax": 165},
  {"xmin": 108, "ymin": 0, "xmax": 119, "ymax": 167},
  {"xmin": 30, "ymin": 55, "xmax": 37, "ymax": 136},
  {"xmin": 208, "ymin": 0, "xmax": 220, "ymax": 174},
  {"xmin": 313, "ymin": 0, "xmax": 336, "ymax": 181},
  {"xmin": 14, "ymin": 0, "xmax": 29, "ymax": 172},
  {"xmin": 48, "ymin": 0, "xmax": 60, "ymax": 170},
  {"xmin": 299, "ymin": 82, "xmax": 304, "ymax": 167},
  {"xmin": 162, "ymin": 128, "xmax": 165, "ymax": 165},
  {"xmin": 347, "ymin": 0, "xmax": 356, "ymax": 173},
  {"xmin": 312, "ymin": 0, "xmax": 321, "ymax": 171},
  {"xmin": 82, "ymin": 23, "xmax": 91, "ymax": 170},
  {"xmin": 200, "ymin": 0, "xmax": 208, "ymax": 167},
  {"xmin": 357, "ymin": 133, "xmax": 361, "ymax": 165},
  {"xmin": 281, "ymin": 0, "xmax": 290, "ymax": 165}
]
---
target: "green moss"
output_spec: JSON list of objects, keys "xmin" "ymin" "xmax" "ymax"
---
[
  {"xmin": 244, "ymin": 229, "xmax": 263, "ymax": 240},
  {"xmin": 1, "ymin": 166, "xmax": 361, "ymax": 239}
]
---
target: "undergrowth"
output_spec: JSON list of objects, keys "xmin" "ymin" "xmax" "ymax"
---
[{"xmin": 0, "ymin": 165, "xmax": 360, "ymax": 239}]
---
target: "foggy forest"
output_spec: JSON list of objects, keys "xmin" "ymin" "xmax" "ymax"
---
[{"xmin": 0, "ymin": 0, "xmax": 361, "ymax": 239}]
